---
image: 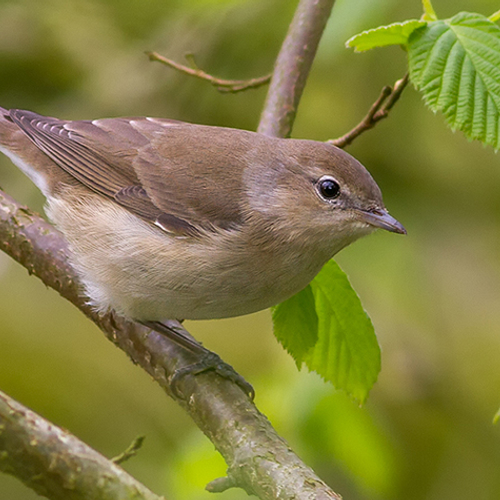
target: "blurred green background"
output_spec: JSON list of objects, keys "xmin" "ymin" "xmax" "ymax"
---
[{"xmin": 1, "ymin": 0, "xmax": 500, "ymax": 499}]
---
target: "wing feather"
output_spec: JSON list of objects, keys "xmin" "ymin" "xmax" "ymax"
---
[{"xmin": 10, "ymin": 109, "xmax": 252, "ymax": 235}]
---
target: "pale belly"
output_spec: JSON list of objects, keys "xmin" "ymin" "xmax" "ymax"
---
[{"xmin": 47, "ymin": 194, "xmax": 329, "ymax": 321}]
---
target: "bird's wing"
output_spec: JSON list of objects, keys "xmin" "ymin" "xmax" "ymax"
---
[{"xmin": 9, "ymin": 110, "xmax": 251, "ymax": 236}]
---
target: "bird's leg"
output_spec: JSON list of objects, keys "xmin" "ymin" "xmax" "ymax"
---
[{"xmin": 141, "ymin": 320, "xmax": 255, "ymax": 399}]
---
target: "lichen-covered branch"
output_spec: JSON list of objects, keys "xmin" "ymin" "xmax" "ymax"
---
[
  {"xmin": 0, "ymin": 390, "xmax": 164, "ymax": 500},
  {"xmin": 258, "ymin": 0, "xmax": 336, "ymax": 137}
]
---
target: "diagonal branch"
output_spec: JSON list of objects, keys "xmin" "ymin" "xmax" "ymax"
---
[
  {"xmin": 258, "ymin": 0, "xmax": 336, "ymax": 138},
  {"xmin": 330, "ymin": 73, "xmax": 409, "ymax": 148},
  {"xmin": 146, "ymin": 51, "xmax": 271, "ymax": 93},
  {"xmin": 0, "ymin": 189, "xmax": 343, "ymax": 499},
  {"xmin": 0, "ymin": 390, "xmax": 164, "ymax": 500}
]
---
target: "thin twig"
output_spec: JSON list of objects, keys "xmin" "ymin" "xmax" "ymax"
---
[
  {"xmin": 257, "ymin": 0, "xmax": 337, "ymax": 138},
  {"xmin": 111, "ymin": 436, "xmax": 146, "ymax": 465},
  {"xmin": 206, "ymin": 476, "xmax": 236, "ymax": 493},
  {"xmin": 330, "ymin": 73, "xmax": 409, "ymax": 149},
  {"xmin": 146, "ymin": 51, "xmax": 271, "ymax": 93}
]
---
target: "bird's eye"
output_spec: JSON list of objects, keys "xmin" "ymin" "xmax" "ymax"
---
[{"xmin": 317, "ymin": 176, "xmax": 340, "ymax": 200}]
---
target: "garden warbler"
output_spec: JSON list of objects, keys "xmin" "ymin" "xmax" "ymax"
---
[{"xmin": 0, "ymin": 108, "xmax": 405, "ymax": 367}]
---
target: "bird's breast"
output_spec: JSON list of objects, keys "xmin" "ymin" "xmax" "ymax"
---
[{"xmin": 46, "ymin": 190, "xmax": 329, "ymax": 321}]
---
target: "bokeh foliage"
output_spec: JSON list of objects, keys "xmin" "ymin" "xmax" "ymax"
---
[{"xmin": 0, "ymin": 0, "xmax": 500, "ymax": 499}]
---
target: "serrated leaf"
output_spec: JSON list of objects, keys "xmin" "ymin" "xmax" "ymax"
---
[
  {"xmin": 306, "ymin": 261, "xmax": 380, "ymax": 403},
  {"xmin": 272, "ymin": 260, "xmax": 381, "ymax": 403},
  {"xmin": 272, "ymin": 285, "xmax": 318, "ymax": 368},
  {"xmin": 346, "ymin": 20, "xmax": 427, "ymax": 52},
  {"xmin": 408, "ymin": 12, "xmax": 500, "ymax": 149}
]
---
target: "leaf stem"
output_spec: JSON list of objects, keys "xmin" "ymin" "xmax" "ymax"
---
[
  {"xmin": 493, "ymin": 407, "xmax": 500, "ymax": 424},
  {"xmin": 489, "ymin": 9, "xmax": 500, "ymax": 23},
  {"xmin": 421, "ymin": 0, "xmax": 437, "ymax": 21}
]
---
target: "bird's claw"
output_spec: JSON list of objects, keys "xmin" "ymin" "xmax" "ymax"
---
[{"xmin": 169, "ymin": 351, "xmax": 255, "ymax": 400}]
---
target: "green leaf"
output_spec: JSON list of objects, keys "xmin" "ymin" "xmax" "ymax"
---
[
  {"xmin": 408, "ymin": 12, "xmax": 500, "ymax": 149},
  {"xmin": 272, "ymin": 285, "xmax": 318, "ymax": 368},
  {"xmin": 272, "ymin": 260, "xmax": 381, "ymax": 403},
  {"xmin": 306, "ymin": 261, "xmax": 380, "ymax": 403},
  {"xmin": 494, "ymin": 407, "xmax": 500, "ymax": 424},
  {"xmin": 346, "ymin": 20, "xmax": 427, "ymax": 52}
]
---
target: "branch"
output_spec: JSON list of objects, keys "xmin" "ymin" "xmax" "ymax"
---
[
  {"xmin": 0, "ymin": 189, "xmax": 343, "ymax": 499},
  {"xmin": 0, "ymin": 390, "xmax": 164, "ymax": 500},
  {"xmin": 146, "ymin": 51, "xmax": 271, "ymax": 93},
  {"xmin": 330, "ymin": 73, "xmax": 409, "ymax": 148},
  {"xmin": 257, "ymin": 0, "xmax": 336, "ymax": 138}
]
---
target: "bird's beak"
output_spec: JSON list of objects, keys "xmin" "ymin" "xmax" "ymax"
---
[{"xmin": 357, "ymin": 208, "xmax": 406, "ymax": 234}]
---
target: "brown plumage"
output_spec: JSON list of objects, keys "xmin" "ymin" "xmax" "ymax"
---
[{"xmin": 0, "ymin": 108, "xmax": 404, "ymax": 321}]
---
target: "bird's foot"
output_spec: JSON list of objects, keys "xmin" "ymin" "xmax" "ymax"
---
[{"xmin": 169, "ymin": 350, "xmax": 255, "ymax": 400}]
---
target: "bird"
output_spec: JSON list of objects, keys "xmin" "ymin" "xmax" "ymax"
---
[{"xmin": 0, "ymin": 108, "xmax": 405, "ymax": 391}]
